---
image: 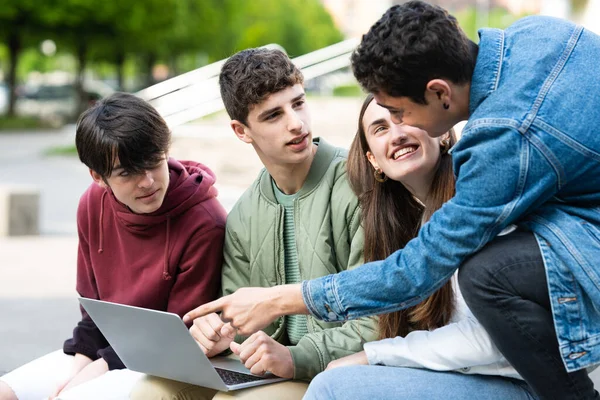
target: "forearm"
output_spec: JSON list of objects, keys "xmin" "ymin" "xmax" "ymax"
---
[
  {"xmin": 70, "ymin": 353, "xmax": 93, "ymax": 375},
  {"xmin": 61, "ymin": 358, "xmax": 109, "ymax": 393},
  {"xmin": 290, "ymin": 315, "xmax": 378, "ymax": 379},
  {"xmin": 64, "ymin": 317, "xmax": 107, "ymax": 360},
  {"xmin": 272, "ymin": 284, "xmax": 308, "ymax": 317},
  {"xmin": 363, "ymin": 319, "xmax": 499, "ymax": 370}
]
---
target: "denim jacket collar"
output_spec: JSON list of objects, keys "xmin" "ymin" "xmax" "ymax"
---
[{"xmin": 469, "ymin": 28, "xmax": 505, "ymax": 115}]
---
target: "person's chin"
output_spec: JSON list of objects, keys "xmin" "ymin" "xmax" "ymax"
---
[{"xmin": 131, "ymin": 200, "xmax": 162, "ymax": 214}]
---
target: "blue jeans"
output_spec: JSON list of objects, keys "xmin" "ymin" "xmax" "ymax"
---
[{"xmin": 303, "ymin": 366, "xmax": 537, "ymax": 400}]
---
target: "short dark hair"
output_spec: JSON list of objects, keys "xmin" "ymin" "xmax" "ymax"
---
[
  {"xmin": 219, "ymin": 48, "xmax": 304, "ymax": 125},
  {"xmin": 351, "ymin": 1, "xmax": 477, "ymax": 104},
  {"xmin": 75, "ymin": 92, "xmax": 170, "ymax": 178}
]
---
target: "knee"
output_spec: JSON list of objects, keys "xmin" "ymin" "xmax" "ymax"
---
[
  {"xmin": 0, "ymin": 381, "xmax": 18, "ymax": 400},
  {"xmin": 130, "ymin": 376, "xmax": 198, "ymax": 400},
  {"xmin": 458, "ymin": 250, "xmax": 497, "ymax": 306},
  {"xmin": 304, "ymin": 370, "xmax": 338, "ymax": 400},
  {"xmin": 458, "ymin": 231, "xmax": 538, "ymax": 306}
]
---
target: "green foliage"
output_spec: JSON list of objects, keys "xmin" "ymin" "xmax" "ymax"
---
[
  {"xmin": 570, "ymin": 0, "xmax": 589, "ymax": 16},
  {"xmin": 455, "ymin": 7, "xmax": 522, "ymax": 41},
  {"xmin": 0, "ymin": 0, "xmax": 343, "ymax": 92},
  {"xmin": 44, "ymin": 144, "xmax": 77, "ymax": 156},
  {"xmin": 332, "ymin": 84, "xmax": 364, "ymax": 97},
  {"xmin": 0, "ymin": 116, "xmax": 55, "ymax": 130},
  {"xmin": 229, "ymin": 0, "xmax": 344, "ymax": 57}
]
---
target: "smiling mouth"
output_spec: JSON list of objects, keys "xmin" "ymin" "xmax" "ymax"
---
[{"xmin": 393, "ymin": 146, "xmax": 418, "ymax": 160}]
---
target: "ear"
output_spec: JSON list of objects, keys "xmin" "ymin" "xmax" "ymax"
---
[
  {"xmin": 230, "ymin": 120, "xmax": 253, "ymax": 144},
  {"xmin": 90, "ymin": 169, "xmax": 107, "ymax": 188},
  {"xmin": 425, "ymin": 79, "xmax": 452, "ymax": 104},
  {"xmin": 366, "ymin": 151, "xmax": 380, "ymax": 171},
  {"xmin": 440, "ymin": 131, "xmax": 451, "ymax": 143}
]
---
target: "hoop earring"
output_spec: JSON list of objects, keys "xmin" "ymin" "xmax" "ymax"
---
[
  {"xmin": 443, "ymin": 103, "xmax": 450, "ymax": 110},
  {"xmin": 440, "ymin": 139, "xmax": 450, "ymax": 155},
  {"xmin": 374, "ymin": 168, "xmax": 388, "ymax": 183}
]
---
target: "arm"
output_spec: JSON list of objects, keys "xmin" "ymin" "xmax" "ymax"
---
[
  {"xmin": 63, "ymin": 193, "xmax": 109, "ymax": 362},
  {"xmin": 188, "ymin": 219, "xmax": 251, "ymax": 356},
  {"xmin": 304, "ymin": 126, "xmax": 560, "ymax": 322},
  {"xmin": 364, "ymin": 288, "xmax": 504, "ymax": 371},
  {"xmin": 166, "ymin": 225, "xmax": 225, "ymax": 319}
]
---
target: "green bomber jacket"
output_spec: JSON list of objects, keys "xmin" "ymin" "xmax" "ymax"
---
[{"xmin": 222, "ymin": 138, "xmax": 378, "ymax": 380}]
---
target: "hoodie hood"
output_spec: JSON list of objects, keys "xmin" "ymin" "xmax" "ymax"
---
[
  {"xmin": 96, "ymin": 158, "xmax": 219, "ymax": 280},
  {"xmin": 108, "ymin": 158, "xmax": 218, "ymax": 231}
]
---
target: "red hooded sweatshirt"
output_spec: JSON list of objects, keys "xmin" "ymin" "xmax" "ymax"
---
[{"xmin": 64, "ymin": 158, "xmax": 226, "ymax": 369}]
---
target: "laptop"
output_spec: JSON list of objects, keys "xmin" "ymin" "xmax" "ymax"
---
[{"xmin": 78, "ymin": 297, "xmax": 288, "ymax": 391}]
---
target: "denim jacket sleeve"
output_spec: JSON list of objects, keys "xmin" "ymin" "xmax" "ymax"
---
[{"xmin": 303, "ymin": 123, "xmax": 560, "ymax": 321}]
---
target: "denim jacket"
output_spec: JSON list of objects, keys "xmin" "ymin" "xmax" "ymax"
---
[{"xmin": 302, "ymin": 16, "xmax": 600, "ymax": 372}]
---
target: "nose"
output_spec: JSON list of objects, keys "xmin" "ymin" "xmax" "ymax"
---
[
  {"xmin": 389, "ymin": 124, "xmax": 408, "ymax": 144},
  {"xmin": 137, "ymin": 170, "xmax": 154, "ymax": 189},
  {"xmin": 288, "ymin": 112, "xmax": 303, "ymax": 132}
]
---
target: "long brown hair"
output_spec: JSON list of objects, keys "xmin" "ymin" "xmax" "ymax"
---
[{"xmin": 347, "ymin": 94, "xmax": 457, "ymax": 339}]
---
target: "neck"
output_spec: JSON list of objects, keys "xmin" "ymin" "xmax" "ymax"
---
[
  {"xmin": 452, "ymin": 81, "xmax": 472, "ymax": 122},
  {"xmin": 401, "ymin": 169, "xmax": 435, "ymax": 205},
  {"xmin": 264, "ymin": 143, "xmax": 317, "ymax": 195}
]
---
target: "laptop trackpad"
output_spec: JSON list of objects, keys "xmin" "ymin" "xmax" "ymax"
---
[{"xmin": 211, "ymin": 355, "xmax": 276, "ymax": 378}]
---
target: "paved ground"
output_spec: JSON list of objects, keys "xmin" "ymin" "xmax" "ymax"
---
[{"xmin": 2, "ymin": 96, "xmax": 599, "ymax": 391}]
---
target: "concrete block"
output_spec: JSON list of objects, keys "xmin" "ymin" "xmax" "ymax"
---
[{"xmin": 0, "ymin": 185, "xmax": 40, "ymax": 236}]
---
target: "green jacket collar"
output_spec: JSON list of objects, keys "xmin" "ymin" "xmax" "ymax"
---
[{"xmin": 259, "ymin": 137, "xmax": 337, "ymax": 203}]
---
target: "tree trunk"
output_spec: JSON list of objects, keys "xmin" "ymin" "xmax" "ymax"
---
[
  {"xmin": 75, "ymin": 39, "xmax": 87, "ymax": 116},
  {"xmin": 144, "ymin": 53, "xmax": 157, "ymax": 89},
  {"xmin": 7, "ymin": 31, "xmax": 21, "ymax": 117}
]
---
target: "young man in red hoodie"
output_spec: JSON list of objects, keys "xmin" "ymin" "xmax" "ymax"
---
[{"xmin": 0, "ymin": 92, "xmax": 227, "ymax": 400}]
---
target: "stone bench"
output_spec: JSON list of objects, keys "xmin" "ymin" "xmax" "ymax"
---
[{"xmin": 0, "ymin": 185, "xmax": 40, "ymax": 236}]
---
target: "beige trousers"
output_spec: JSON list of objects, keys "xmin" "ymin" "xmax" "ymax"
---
[{"xmin": 130, "ymin": 375, "xmax": 308, "ymax": 400}]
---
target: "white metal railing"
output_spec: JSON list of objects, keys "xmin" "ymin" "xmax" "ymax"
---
[{"xmin": 138, "ymin": 39, "xmax": 359, "ymax": 128}]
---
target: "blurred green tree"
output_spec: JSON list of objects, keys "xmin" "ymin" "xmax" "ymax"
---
[
  {"xmin": 228, "ymin": 0, "xmax": 344, "ymax": 57},
  {"xmin": 0, "ymin": 0, "xmax": 343, "ymax": 109},
  {"xmin": 455, "ymin": 6, "xmax": 522, "ymax": 41},
  {"xmin": 154, "ymin": 0, "xmax": 223, "ymax": 78},
  {"xmin": 39, "ymin": 0, "xmax": 177, "ymax": 109},
  {"xmin": 0, "ymin": 0, "xmax": 49, "ymax": 116}
]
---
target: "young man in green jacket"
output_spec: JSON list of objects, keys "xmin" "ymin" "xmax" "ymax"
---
[{"xmin": 131, "ymin": 48, "xmax": 377, "ymax": 399}]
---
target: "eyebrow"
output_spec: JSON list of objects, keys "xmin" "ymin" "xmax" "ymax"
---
[
  {"xmin": 257, "ymin": 93, "xmax": 305, "ymax": 121},
  {"xmin": 368, "ymin": 118, "xmax": 388, "ymax": 130}
]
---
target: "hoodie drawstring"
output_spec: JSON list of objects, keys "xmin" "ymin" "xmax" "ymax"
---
[
  {"xmin": 98, "ymin": 191, "xmax": 107, "ymax": 254},
  {"xmin": 162, "ymin": 215, "xmax": 172, "ymax": 280}
]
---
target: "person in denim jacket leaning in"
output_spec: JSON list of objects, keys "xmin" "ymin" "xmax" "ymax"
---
[
  {"xmin": 186, "ymin": 2, "xmax": 600, "ymax": 399},
  {"xmin": 303, "ymin": 94, "xmax": 537, "ymax": 399}
]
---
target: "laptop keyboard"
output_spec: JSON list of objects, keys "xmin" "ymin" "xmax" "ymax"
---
[{"xmin": 215, "ymin": 367, "xmax": 269, "ymax": 386}]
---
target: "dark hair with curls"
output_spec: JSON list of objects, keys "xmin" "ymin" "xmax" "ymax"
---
[
  {"xmin": 75, "ymin": 92, "xmax": 170, "ymax": 179},
  {"xmin": 347, "ymin": 94, "xmax": 458, "ymax": 339},
  {"xmin": 219, "ymin": 48, "xmax": 304, "ymax": 125},
  {"xmin": 351, "ymin": 1, "xmax": 478, "ymax": 104}
]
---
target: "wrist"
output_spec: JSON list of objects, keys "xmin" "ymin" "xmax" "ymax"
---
[
  {"xmin": 72, "ymin": 353, "xmax": 93, "ymax": 374},
  {"xmin": 272, "ymin": 284, "xmax": 306, "ymax": 317}
]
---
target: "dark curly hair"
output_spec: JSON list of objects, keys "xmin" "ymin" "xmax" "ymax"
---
[
  {"xmin": 75, "ymin": 92, "xmax": 170, "ymax": 179},
  {"xmin": 351, "ymin": 1, "xmax": 478, "ymax": 104},
  {"xmin": 219, "ymin": 48, "xmax": 304, "ymax": 125}
]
